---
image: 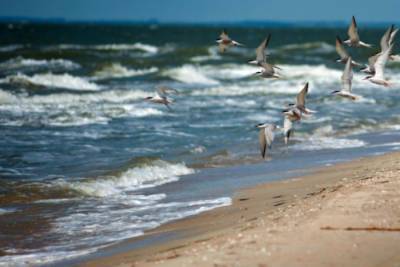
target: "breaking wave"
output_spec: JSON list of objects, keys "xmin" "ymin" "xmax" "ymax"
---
[
  {"xmin": 1, "ymin": 73, "xmax": 100, "ymax": 91},
  {"xmin": 92, "ymin": 63, "xmax": 158, "ymax": 80}
]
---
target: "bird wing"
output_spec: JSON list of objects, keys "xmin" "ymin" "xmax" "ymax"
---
[
  {"xmin": 157, "ymin": 86, "xmax": 178, "ymax": 96},
  {"xmin": 368, "ymin": 53, "xmax": 380, "ymax": 71},
  {"xmin": 256, "ymin": 34, "xmax": 271, "ymax": 62},
  {"xmin": 336, "ymin": 36, "xmax": 348, "ymax": 59},
  {"xmin": 341, "ymin": 57, "xmax": 353, "ymax": 92},
  {"xmin": 260, "ymin": 62, "xmax": 274, "ymax": 74},
  {"xmin": 380, "ymin": 25, "xmax": 393, "ymax": 51},
  {"xmin": 258, "ymin": 128, "xmax": 267, "ymax": 158},
  {"xmin": 374, "ymin": 44, "xmax": 392, "ymax": 79},
  {"xmin": 265, "ymin": 126, "xmax": 275, "ymax": 148},
  {"xmin": 283, "ymin": 116, "xmax": 293, "ymax": 144},
  {"xmin": 296, "ymin": 82, "xmax": 309, "ymax": 108},
  {"xmin": 220, "ymin": 29, "xmax": 230, "ymax": 41},
  {"xmin": 348, "ymin": 16, "xmax": 359, "ymax": 42},
  {"xmin": 389, "ymin": 27, "xmax": 398, "ymax": 45}
]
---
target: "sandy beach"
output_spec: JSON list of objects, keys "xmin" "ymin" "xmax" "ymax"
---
[{"xmin": 79, "ymin": 152, "xmax": 400, "ymax": 267}]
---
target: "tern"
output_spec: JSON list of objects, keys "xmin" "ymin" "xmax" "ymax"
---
[
  {"xmin": 287, "ymin": 82, "xmax": 317, "ymax": 115},
  {"xmin": 249, "ymin": 34, "xmax": 271, "ymax": 66},
  {"xmin": 283, "ymin": 116, "xmax": 294, "ymax": 145},
  {"xmin": 364, "ymin": 44, "xmax": 393, "ymax": 87},
  {"xmin": 331, "ymin": 57, "xmax": 359, "ymax": 100},
  {"xmin": 362, "ymin": 25, "xmax": 399, "ymax": 75},
  {"xmin": 256, "ymin": 123, "xmax": 276, "ymax": 158},
  {"xmin": 216, "ymin": 29, "xmax": 243, "ymax": 53},
  {"xmin": 254, "ymin": 62, "xmax": 281, "ymax": 79},
  {"xmin": 145, "ymin": 86, "xmax": 177, "ymax": 110},
  {"xmin": 344, "ymin": 16, "xmax": 372, "ymax": 48},
  {"xmin": 335, "ymin": 36, "xmax": 362, "ymax": 66}
]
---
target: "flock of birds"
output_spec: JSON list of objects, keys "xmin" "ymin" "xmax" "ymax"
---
[{"xmin": 145, "ymin": 16, "xmax": 398, "ymax": 159}]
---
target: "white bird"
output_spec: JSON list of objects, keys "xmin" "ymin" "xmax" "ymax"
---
[
  {"xmin": 287, "ymin": 82, "xmax": 317, "ymax": 115},
  {"xmin": 249, "ymin": 34, "xmax": 271, "ymax": 66},
  {"xmin": 331, "ymin": 57, "xmax": 359, "ymax": 100},
  {"xmin": 362, "ymin": 25, "xmax": 398, "ymax": 74},
  {"xmin": 283, "ymin": 116, "xmax": 294, "ymax": 145},
  {"xmin": 254, "ymin": 62, "xmax": 281, "ymax": 79},
  {"xmin": 365, "ymin": 44, "xmax": 393, "ymax": 87},
  {"xmin": 335, "ymin": 35, "xmax": 362, "ymax": 66},
  {"xmin": 145, "ymin": 86, "xmax": 177, "ymax": 110},
  {"xmin": 344, "ymin": 16, "xmax": 372, "ymax": 48},
  {"xmin": 216, "ymin": 29, "xmax": 243, "ymax": 53},
  {"xmin": 256, "ymin": 123, "xmax": 276, "ymax": 158}
]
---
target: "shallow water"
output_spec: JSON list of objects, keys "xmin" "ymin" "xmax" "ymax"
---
[{"xmin": 1, "ymin": 22, "xmax": 400, "ymax": 266}]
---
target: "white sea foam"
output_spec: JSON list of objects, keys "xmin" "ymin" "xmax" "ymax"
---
[
  {"xmin": 0, "ymin": 44, "xmax": 23, "ymax": 52},
  {"xmin": 45, "ymin": 43, "xmax": 159, "ymax": 54},
  {"xmin": 92, "ymin": 63, "xmax": 158, "ymax": 80},
  {"xmin": 0, "ymin": 57, "xmax": 80, "ymax": 71},
  {"xmin": 280, "ymin": 42, "xmax": 336, "ymax": 54},
  {"xmin": 0, "ymin": 208, "xmax": 18, "ymax": 215},
  {"xmin": 62, "ymin": 160, "xmax": 194, "ymax": 197},
  {"xmin": 292, "ymin": 137, "xmax": 366, "ymax": 151},
  {"xmin": 0, "ymin": 89, "xmax": 162, "ymax": 126},
  {"xmin": 2, "ymin": 73, "xmax": 100, "ymax": 91},
  {"xmin": 164, "ymin": 65, "xmax": 220, "ymax": 85},
  {"xmin": 93, "ymin": 43, "xmax": 158, "ymax": 53}
]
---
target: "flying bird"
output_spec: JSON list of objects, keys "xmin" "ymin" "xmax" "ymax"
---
[
  {"xmin": 249, "ymin": 34, "xmax": 271, "ymax": 66},
  {"xmin": 344, "ymin": 16, "xmax": 372, "ymax": 48},
  {"xmin": 335, "ymin": 36, "xmax": 362, "ymax": 66},
  {"xmin": 331, "ymin": 57, "xmax": 359, "ymax": 100},
  {"xmin": 256, "ymin": 123, "xmax": 276, "ymax": 158},
  {"xmin": 216, "ymin": 29, "xmax": 243, "ymax": 53},
  {"xmin": 254, "ymin": 62, "xmax": 281, "ymax": 79},
  {"xmin": 145, "ymin": 86, "xmax": 177, "ymax": 110},
  {"xmin": 364, "ymin": 44, "xmax": 393, "ymax": 87},
  {"xmin": 287, "ymin": 82, "xmax": 317, "ymax": 115},
  {"xmin": 283, "ymin": 116, "xmax": 294, "ymax": 145}
]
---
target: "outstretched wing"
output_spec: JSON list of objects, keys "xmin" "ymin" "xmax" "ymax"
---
[
  {"xmin": 336, "ymin": 36, "xmax": 349, "ymax": 59},
  {"xmin": 255, "ymin": 34, "xmax": 271, "ymax": 63},
  {"xmin": 220, "ymin": 29, "xmax": 230, "ymax": 41},
  {"xmin": 341, "ymin": 57, "xmax": 353, "ymax": 92},
  {"xmin": 258, "ymin": 128, "xmax": 267, "ymax": 158},
  {"xmin": 374, "ymin": 44, "xmax": 392, "ymax": 79},
  {"xmin": 348, "ymin": 16, "xmax": 359, "ymax": 42},
  {"xmin": 296, "ymin": 82, "xmax": 309, "ymax": 108}
]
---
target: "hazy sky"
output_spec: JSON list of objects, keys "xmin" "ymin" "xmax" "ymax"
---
[{"xmin": 1, "ymin": 0, "xmax": 399, "ymax": 23}]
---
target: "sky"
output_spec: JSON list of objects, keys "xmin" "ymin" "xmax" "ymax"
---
[{"xmin": 0, "ymin": 0, "xmax": 399, "ymax": 23}]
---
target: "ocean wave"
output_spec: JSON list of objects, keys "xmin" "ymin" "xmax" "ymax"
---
[
  {"xmin": 59, "ymin": 160, "xmax": 194, "ymax": 197},
  {"xmin": 92, "ymin": 63, "xmax": 158, "ymax": 80},
  {"xmin": 45, "ymin": 43, "xmax": 158, "ymax": 54},
  {"xmin": 292, "ymin": 136, "xmax": 366, "ymax": 151},
  {"xmin": 190, "ymin": 46, "xmax": 222, "ymax": 62},
  {"xmin": 1, "ymin": 73, "xmax": 100, "ymax": 91},
  {"xmin": 0, "ymin": 57, "xmax": 80, "ymax": 72},
  {"xmin": 0, "ymin": 44, "xmax": 23, "ymax": 52},
  {"xmin": 0, "ymin": 89, "xmax": 163, "ymax": 126},
  {"xmin": 0, "ymin": 208, "xmax": 18, "ymax": 215},
  {"xmin": 163, "ymin": 65, "xmax": 220, "ymax": 85},
  {"xmin": 279, "ymin": 42, "xmax": 336, "ymax": 54}
]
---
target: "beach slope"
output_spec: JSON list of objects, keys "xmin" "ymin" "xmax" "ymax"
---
[{"xmin": 81, "ymin": 152, "xmax": 400, "ymax": 267}]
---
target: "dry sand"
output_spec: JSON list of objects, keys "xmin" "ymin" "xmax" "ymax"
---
[{"xmin": 80, "ymin": 152, "xmax": 400, "ymax": 267}]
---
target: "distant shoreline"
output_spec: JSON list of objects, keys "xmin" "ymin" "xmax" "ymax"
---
[{"xmin": 0, "ymin": 17, "xmax": 398, "ymax": 28}]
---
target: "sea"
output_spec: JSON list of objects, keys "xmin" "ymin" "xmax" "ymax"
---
[{"xmin": 1, "ymin": 22, "xmax": 400, "ymax": 266}]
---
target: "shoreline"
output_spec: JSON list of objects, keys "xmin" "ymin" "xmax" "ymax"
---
[{"xmin": 76, "ymin": 151, "xmax": 400, "ymax": 267}]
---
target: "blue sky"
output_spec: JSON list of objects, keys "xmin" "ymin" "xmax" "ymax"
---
[{"xmin": 1, "ymin": 0, "xmax": 399, "ymax": 23}]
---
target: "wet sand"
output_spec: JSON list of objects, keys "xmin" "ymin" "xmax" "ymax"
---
[{"xmin": 79, "ymin": 152, "xmax": 400, "ymax": 267}]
